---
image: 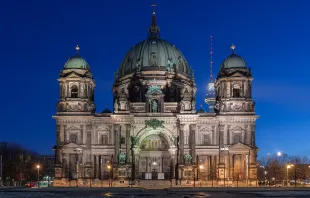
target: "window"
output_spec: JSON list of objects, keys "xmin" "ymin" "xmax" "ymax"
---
[
  {"xmin": 233, "ymin": 133, "xmax": 242, "ymax": 144},
  {"xmin": 203, "ymin": 134, "xmax": 211, "ymax": 145},
  {"xmin": 184, "ymin": 170, "xmax": 192, "ymax": 177},
  {"xmin": 69, "ymin": 133, "xmax": 77, "ymax": 143},
  {"xmin": 233, "ymin": 88, "xmax": 240, "ymax": 97},
  {"xmin": 120, "ymin": 137, "xmax": 125, "ymax": 145},
  {"xmin": 184, "ymin": 135, "xmax": 188, "ymax": 145},
  {"xmin": 101, "ymin": 135, "xmax": 108, "ymax": 145},
  {"xmin": 71, "ymin": 85, "xmax": 78, "ymax": 98}
]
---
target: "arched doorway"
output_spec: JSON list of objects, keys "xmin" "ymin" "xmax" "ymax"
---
[{"xmin": 138, "ymin": 134, "xmax": 171, "ymax": 180}]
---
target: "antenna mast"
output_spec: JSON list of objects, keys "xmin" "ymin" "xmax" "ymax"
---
[{"xmin": 209, "ymin": 36, "xmax": 213, "ymax": 82}]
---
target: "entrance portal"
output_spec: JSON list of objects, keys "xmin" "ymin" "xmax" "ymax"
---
[{"xmin": 138, "ymin": 134, "xmax": 171, "ymax": 180}]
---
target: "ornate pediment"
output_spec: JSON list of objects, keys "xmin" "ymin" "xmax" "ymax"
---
[
  {"xmin": 229, "ymin": 143, "xmax": 251, "ymax": 151},
  {"xmin": 66, "ymin": 73, "xmax": 81, "ymax": 78},
  {"xmin": 200, "ymin": 127, "xmax": 212, "ymax": 132},
  {"xmin": 67, "ymin": 126, "xmax": 80, "ymax": 132},
  {"xmin": 62, "ymin": 142, "xmax": 82, "ymax": 149},
  {"xmin": 230, "ymin": 72, "xmax": 245, "ymax": 77}
]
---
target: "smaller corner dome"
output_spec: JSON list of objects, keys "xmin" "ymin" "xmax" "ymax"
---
[
  {"xmin": 64, "ymin": 55, "xmax": 90, "ymax": 70},
  {"xmin": 196, "ymin": 106, "xmax": 206, "ymax": 113},
  {"xmin": 220, "ymin": 53, "xmax": 247, "ymax": 69},
  {"xmin": 102, "ymin": 106, "xmax": 112, "ymax": 113}
]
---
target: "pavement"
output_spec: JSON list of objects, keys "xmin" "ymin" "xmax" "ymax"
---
[{"xmin": 1, "ymin": 187, "xmax": 310, "ymax": 197}]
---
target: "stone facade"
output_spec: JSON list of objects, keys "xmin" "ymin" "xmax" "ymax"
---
[{"xmin": 53, "ymin": 12, "xmax": 258, "ymax": 187}]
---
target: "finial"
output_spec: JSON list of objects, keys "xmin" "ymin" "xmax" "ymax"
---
[
  {"xmin": 230, "ymin": 44, "xmax": 235, "ymax": 53},
  {"xmin": 148, "ymin": 4, "xmax": 160, "ymax": 38},
  {"xmin": 106, "ymin": 105, "xmax": 108, "ymax": 109},
  {"xmin": 75, "ymin": 45, "xmax": 80, "ymax": 54}
]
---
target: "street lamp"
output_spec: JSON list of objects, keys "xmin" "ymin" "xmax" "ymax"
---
[
  {"xmin": 36, "ymin": 165, "xmax": 40, "ymax": 187},
  {"xmin": 287, "ymin": 164, "xmax": 292, "ymax": 186},
  {"xmin": 107, "ymin": 165, "xmax": 111, "ymax": 187},
  {"xmin": 277, "ymin": 152, "xmax": 282, "ymax": 157}
]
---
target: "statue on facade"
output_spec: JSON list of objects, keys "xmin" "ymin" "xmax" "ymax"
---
[
  {"xmin": 136, "ymin": 59, "xmax": 142, "ymax": 72},
  {"xmin": 151, "ymin": 100, "xmax": 158, "ymax": 112},
  {"xmin": 114, "ymin": 69, "xmax": 119, "ymax": 80},
  {"xmin": 184, "ymin": 154, "xmax": 192, "ymax": 164},
  {"xmin": 119, "ymin": 152, "xmax": 126, "ymax": 163},
  {"xmin": 114, "ymin": 98, "xmax": 119, "ymax": 112}
]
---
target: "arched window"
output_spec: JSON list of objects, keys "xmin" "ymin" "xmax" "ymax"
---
[
  {"xmin": 71, "ymin": 85, "xmax": 78, "ymax": 98},
  {"xmin": 233, "ymin": 133, "xmax": 242, "ymax": 144},
  {"xmin": 233, "ymin": 88, "xmax": 240, "ymax": 97}
]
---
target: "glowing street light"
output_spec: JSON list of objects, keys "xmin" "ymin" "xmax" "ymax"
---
[
  {"xmin": 277, "ymin": 152, "xmax": 282, "ymax": 157},
  {"xmin": 36, "ymin": 165, "xmax": 40, "ymax": 182}
]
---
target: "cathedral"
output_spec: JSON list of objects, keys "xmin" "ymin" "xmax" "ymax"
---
[{"xmin": 53, "ymin": 8, "xmax": 258, "ymax": 187}]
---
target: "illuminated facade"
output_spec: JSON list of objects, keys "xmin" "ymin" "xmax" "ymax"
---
[{"xmin": 53, "ymin": 9, "xmax": 258, "ymax": 186}]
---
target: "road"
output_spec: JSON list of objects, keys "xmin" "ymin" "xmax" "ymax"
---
[{"xmin": 1, "ymin": 187, "xmax": 310, "ymax": 197}]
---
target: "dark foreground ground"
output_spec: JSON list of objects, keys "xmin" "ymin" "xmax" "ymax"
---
[{"xmin": 1, "ymin": 187, "xmax": 310, "ymax": 198}]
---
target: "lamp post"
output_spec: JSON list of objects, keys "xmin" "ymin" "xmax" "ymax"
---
[
  {"xmin": 286, "ymin": 164, "xmax": 292, "ymax": 186},
  {"xmin": 107, "ymin": 165, "xmax": 111, "ymax": 187},
  {"xmin": 36, "ymin": 165, "xmax": 40, "ymax": 187},
  {"xmin": 199, "ymin": 165, "xmax": 203, "ymax": 187}
]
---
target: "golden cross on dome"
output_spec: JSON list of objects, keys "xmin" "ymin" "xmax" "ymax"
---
[
  {"xmin": 75, "ymin": 45, "xmax": 80, "ymax": 54},
  {"xmin": 230, "ymin": 44, "xmax": 235, "ymax": 53}
]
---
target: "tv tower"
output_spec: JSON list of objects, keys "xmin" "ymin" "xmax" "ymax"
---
[{"xmin": 205, "ymin": 36, "xmax": 216, "ymax": 112}]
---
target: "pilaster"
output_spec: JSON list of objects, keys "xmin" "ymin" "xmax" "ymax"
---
[{"xmin": 125, "ymin": 124, "xmax": 131, "ymax": 164}]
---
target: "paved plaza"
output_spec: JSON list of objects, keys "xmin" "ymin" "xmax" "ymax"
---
[{"xmin": 1, "ymin": 187, "xmax": 310, "ymax": 197}]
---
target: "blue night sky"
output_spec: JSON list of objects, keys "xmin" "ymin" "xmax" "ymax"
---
[{"xmin": 1, "ymin": 0, "xmax": 309, "ymax": 157}]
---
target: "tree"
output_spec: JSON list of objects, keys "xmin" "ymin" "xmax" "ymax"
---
[{"xmin": 0, "ymin": 142, "xmax": 38, "ymax": 186}]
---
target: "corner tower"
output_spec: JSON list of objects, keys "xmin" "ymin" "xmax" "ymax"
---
[
  {"xmin": 214, "ymin": 44, "xmax": 255, "ymax": 115},
  {"xmin": 56, "ymin": 46, "xmax": 96, "ymax": 114},
  {"xmin": 215, "ymin": 44, "xmax": 258, "ymax": 185}
]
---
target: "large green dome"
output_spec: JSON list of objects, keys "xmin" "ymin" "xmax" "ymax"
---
[
  {"xmin": 118, "ymin": 37, "xmax": 189, "ymax": 78},
  {"xmin": 64, "ymin": 55, "xmax": 90, "ymax": 70}
]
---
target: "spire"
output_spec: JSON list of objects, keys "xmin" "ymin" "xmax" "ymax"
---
[
  {"xmin": 230, "ymin": 44, "xmax": 235, "ymax": 54},
  {"xmin": 75, "ymin": 45, "xmax": 80, "ymax": 55},
  {"xmin": 148, "ymin": 4, "xmax": 160, "ymax": 38},
  {"xmin": 209, "ymin": 36, "xmax": 213, "ymax": 82}
]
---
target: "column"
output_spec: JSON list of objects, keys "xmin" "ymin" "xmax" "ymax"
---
[
  {"xmin": 64, "ymin": 125, "xmax": 67, "ymax": 144},
  {"xmin": 179, "ymin": 123, "xmax": 185, "ymax": 164},
  {"xmin": 114, "ymin": 124, "xmax": 120, "ymax": 164},
  {"xmin": 132, "ymin": 147, "xmax": 140, "ymax": 179},
  {"xmin": 110, "ymin": 125, "xmax": 114, "ymax": 145},
  {"xmin": 55, "ymin": 125, "xmax": 61, "ymax": 164},
  {"xmin": 60, "ymin": 124, "xmax": 64, "ymax": 145},
  {"xmin": 125, "ymin": 124, "xmax": 131, "ymax": 164},
  {"xmin": 109, "ymin": 125, "xmax": 113, "ymax": 145},
  {"xmin": 211, "ymin": 126, "xmax": 215, "ymax": 145},
  {"xmin": 219, "ymin": 125, "xmax": 224, "ymax": 163},
  {"xmin": 190, "ymin": 124, "xmax": 196, "ymax": 163},
  {"xmin": 85, "ymin": 125, "xmax": 91, "ymax": 148},
  {"xmin": 250, "ymin": 124, "xmax": 256, "ymax": 146},
  {"xmin": 227, "ymin": 125, "xmax": 231, "ymax": 145},
  {"xmin": 80, "ymin": 125, "xmax": 83, "ymax": 145},
  {"xmin": 169, "ymin": 147, "xmax": 177, "ymax": 179}
]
